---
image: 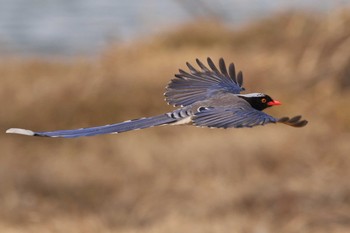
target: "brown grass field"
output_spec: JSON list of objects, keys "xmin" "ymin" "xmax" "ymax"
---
[{"xmin": 1, "ymin": 9, "xmax": 350, "ymax": 233}]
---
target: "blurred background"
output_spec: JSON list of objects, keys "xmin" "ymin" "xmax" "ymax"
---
[{"xmin": 1, "ymin": 0, "xmax": 350, "ymax": 232}]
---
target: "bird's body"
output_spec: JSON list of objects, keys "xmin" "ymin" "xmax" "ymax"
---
[{"xmin": 6, "ymin": 58, "xmax": 307, "ymax": 138}]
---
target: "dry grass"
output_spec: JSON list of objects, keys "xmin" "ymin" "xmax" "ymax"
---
[{"xmin": 1, "ymin": 9, "xmax": 350, "ymax": 233}]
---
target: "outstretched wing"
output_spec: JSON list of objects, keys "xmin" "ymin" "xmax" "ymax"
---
[
  {"xmin": 193, "ymin": 102, "xmax": 308, "ymax": 128},
  {"xmin": 193, "ymin": 106, "xmax": 276, "ymax": 128},
  {"xmin": 165, "ymin": 57, "xmax": 245, "ymax": 107}
]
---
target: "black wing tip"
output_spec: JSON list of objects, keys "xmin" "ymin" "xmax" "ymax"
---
[
  {"xmin": 189, "ymin": 57, "xmax": 243, "ymax": 83},
  {"xmin": 278, "ymin": 116, "xmax": 308, "ymax": 127},
  {"xmin": 206, "ymin": 57, "xmax": 225, "ymax": 65},
  {"xmin": 196, "ymin": 58, "xmax": 210, "ymax": 71},
  {"xmin": 186, "ymin": 61, "xmax": 197, "ymax": 72},
  {"xmin": 217, "ymin": 57, "xmax": 244, "ymax": 88},
  {"xmin": 207, "ymin": 57, "xmax": 214, "ymax": 64}
]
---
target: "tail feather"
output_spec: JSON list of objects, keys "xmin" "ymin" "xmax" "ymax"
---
[{"xmin": 6, "ymin": 114, "xmax": 177, "ymax": 138}]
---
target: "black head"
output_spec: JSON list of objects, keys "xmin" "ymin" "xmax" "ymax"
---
[{"xmin": 238, "ymin": 93, "xmax": 281, "ymax": 111}]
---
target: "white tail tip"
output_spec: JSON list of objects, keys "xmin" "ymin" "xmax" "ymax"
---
[{"xmin": 6, "ymin": 128, "xmax": 35, "ymax": 136}]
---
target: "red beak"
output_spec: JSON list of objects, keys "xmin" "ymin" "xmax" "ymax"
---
[{"xmin": 267, "ymin": 100, "xmax": 281, "ymax": 106}]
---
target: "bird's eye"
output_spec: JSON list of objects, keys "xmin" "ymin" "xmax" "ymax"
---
[{"xmin": 261, "ymin": 98, "xmax": 267, "ymax": 103}]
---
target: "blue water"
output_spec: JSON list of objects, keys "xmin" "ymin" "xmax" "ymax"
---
[{"xmin": 0, "ymin": 0, "xmax": 347, "ymax": 56}]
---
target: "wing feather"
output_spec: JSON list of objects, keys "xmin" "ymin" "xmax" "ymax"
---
[
  {"xmin": 165, "ymin": 57, "xmax": 245, "ymax": 107},
  {"xmin": 228, "ymin": 63, "xmax": 237, "ymax": 83},
  {"xmin": 196, "ymin": 58, "xmax": 210, "ymax": 72},
  {"xmin": 207, "ymin": 57, "xmax": 221, "ymax": 76},
  {"xmin": 193, "ymin": 102, "xmax": 277, "ymax": 128},
  {"xmin": 237, "ymin": 71, "xmax": 244, "ymax": 87},
  {"xmin": 194, "ymin": 105, "xmax": 307, "ymax": 128},
  {"xmin": 219, "ymin": 58, "xmax": 229, "ymax": 77},
  {"xmin": 277, "ymin": 116, "xmax": 308, "ymax": 127}
]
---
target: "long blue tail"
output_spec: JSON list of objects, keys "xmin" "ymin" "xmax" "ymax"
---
[{"xmin": 6, "ymin": 114, "xmax": 177, "ymax": 138}]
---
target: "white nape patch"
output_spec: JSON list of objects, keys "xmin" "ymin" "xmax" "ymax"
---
[
  {"xmin": 6, "ymin": 128, "xmax": 35, "ymax": 136},
  {"xmin": 170, "ymin": 117, "xmax": 192, "ymax": 125},
  {"xmin": 238, "ymin": 93, "xmax": 265, "ymax": 97}
]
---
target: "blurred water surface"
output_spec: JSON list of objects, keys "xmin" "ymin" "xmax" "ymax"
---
[{"xmin": 0, "ymin": 0, "xmax": 347, "ymax": 56}]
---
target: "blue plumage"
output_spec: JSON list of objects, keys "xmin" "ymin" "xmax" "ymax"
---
[
  {"xmin": 193, "ymin": 105, "xmax": 277, "ymax": 128},
  {"xmin": 165, "ymin": 58, "xmax": 245, "ymax": 107},
  {"xmin": 33, "ymin": 114, "xmax": 176, "ymax": 138},
  {"xmin": 6, "ymin": 57, "xmax": 307, "ymax": 138}
]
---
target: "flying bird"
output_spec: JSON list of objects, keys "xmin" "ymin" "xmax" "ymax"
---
[{"xmin": 6, "ymin": 57, "xmax": 307, "ymax": 138}]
